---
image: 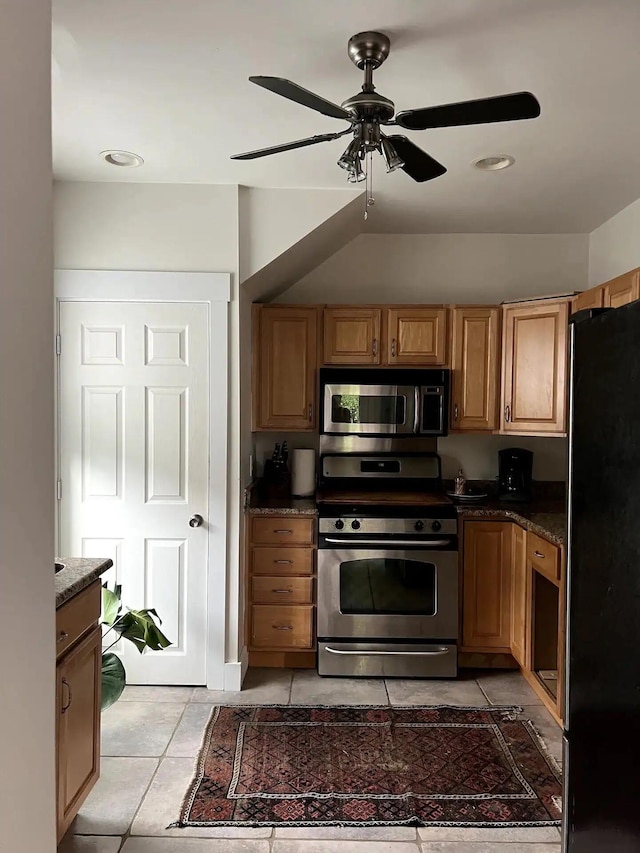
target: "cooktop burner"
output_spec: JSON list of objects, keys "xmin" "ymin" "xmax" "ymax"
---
[{"xmin": 317, "ymin": 490, "xmax": 457, "ymax": 520}]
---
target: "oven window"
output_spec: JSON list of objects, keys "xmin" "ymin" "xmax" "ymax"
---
[
  {"xmin": 331, "ymin": 393, "xmax": 406, "ymax": 426},
  {"xmin": 339, "ymin": 558, "xmax": 436, "ymax": 615}
]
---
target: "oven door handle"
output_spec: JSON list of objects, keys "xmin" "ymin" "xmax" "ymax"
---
[
  {"xmin": 323, "ymin": 646, "xmax": 451, "ymax": 657},
  {"xmin": 323, "ymin": 537, "xmax": 452, "ymax": 547}
]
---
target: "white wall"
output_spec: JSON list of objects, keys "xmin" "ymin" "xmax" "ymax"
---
[
  {"xmin": 278, "ymin": 233, "xmax": 589, "ymax": 304},
  {"xmin": 55, "ymin": 182, "xmax": 238, "ymax": 272},
  {"xmin": 588, "ymin": 195, "xmax": 640, "ymax": 285},
  {"xmin": 0, "ymin": 1, "xmax": 56, "ymax": 850}
]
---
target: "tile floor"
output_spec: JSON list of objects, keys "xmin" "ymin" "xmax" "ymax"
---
[{"xmin": 62, "ymin": 668, "xmax": 563, "ymax": 853}]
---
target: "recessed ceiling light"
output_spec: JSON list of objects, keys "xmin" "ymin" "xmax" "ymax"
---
[
  {"xmin": 101, "ymin": 150, "xmax": 144, "ymax": 168},
  {"xmin": 472, "ymin": 155, "xmax": 515, "ymax": 171}
]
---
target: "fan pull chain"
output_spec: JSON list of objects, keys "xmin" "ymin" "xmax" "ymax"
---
[{"xmin": 364, "ymin": 151, "xmax": 375, "ymax": 220}]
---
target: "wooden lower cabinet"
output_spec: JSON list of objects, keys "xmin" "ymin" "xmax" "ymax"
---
[
  {"xmin": 509, "ymin": 524, "xmax": 528, "ymax": 667},
  {"xmin": 56, "ymin": 585, "xmax": 102, "ymax": 842},
  {"xmin": 247, "ymin": 514, "xmax": 316, "ymax": 667},
  {"xmin": 461, "ymin": 518, "xmax": 565, "ymax": 724},
  {"xmin": 462, "ymin": 521, "xmax": 513, "ymax": 651}
]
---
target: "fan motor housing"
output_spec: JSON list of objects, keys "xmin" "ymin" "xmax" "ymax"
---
[{"xmin": 341, "ymin": 91, "xmax": 395, "ymax": 122}]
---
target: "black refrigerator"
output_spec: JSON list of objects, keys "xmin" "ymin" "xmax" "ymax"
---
[{"xmin": 563, "ymin": 301, "xmax": 640, "ymax": 852}]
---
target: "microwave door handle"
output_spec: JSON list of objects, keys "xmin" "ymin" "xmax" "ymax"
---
[{"xmin": 413, "ymin": 386, "xmax": 420, "ymax": 434}]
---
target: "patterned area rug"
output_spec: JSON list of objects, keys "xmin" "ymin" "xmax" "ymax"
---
[{"xmin": 173, "ymin": 705, "xmax": 562, "ymax": 828}]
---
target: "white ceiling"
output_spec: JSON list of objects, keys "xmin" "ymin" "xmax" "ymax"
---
[{"xmin": 53, "ymin": 0, "xmax": 640, "ymax": 234}]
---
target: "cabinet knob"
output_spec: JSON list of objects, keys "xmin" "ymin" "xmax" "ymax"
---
[
  {"xmin": 372, "ymin": 338, "xmax": 378, "ymax": 356},
  {"xmin": 308, "ymin": 403, "xmax": 313, "ymax": 421},
  {"xmin": 504, "ymin": 404, "xmax": 511, "ymax": 423},
  {"xmin": 57, "ymin": 630, "xmax": 69, "ymax": 645},
  {"xmin": 534, "ymin": 550, "xmax": 545, "ymax": 559},
  {"xmin": 391, "ymin": 338, "xmax": 397, "ymax": 358},
  {"xmin": 453, "ymin": 403, "xmax": 459, "ymax": 422},
  {"xmin": 273, "ymin": 624, "xmax": 294, "ymax": 631}
]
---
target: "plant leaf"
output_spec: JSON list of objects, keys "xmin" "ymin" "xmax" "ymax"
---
[
  {"xmin": 101, "ymin": 585, "xmax": 121, "ymax": 626},
  {"xmin": 101, "ymin": 652, "xmax": 126, "ymax": 711}
]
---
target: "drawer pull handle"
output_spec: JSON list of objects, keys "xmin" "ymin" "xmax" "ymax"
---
[
  {"xmin": 273, "ymin": 624, "xmax": 294, "ymax": 630},
  {"xmin": 272, "ymin": 588, "xmax": 293, "ymax": 594},
  {"xmin": 61, "ymin": 677, "xmax": 72, "ymax": 714},
  {"xmin": 534, "ymin": 550, "xmax": 546, "ymax": 558},
  {"xmin": 274, "ymin": 559, "xmax": 293, "ymax": 564},
  {"xmin": 57, "ymin": 630, "xmax": 69, "ymax": 645},
  {"xmin": 274, "ymin": 529, "xmax": 293, "ymax": 534}
]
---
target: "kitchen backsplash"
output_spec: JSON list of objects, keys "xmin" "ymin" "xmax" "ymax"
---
[{"xmin": 253, "ymin": 432, "xmax": 568, "ymax": 482}]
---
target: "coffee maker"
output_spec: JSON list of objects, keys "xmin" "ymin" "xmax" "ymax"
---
[{"xmin": 498, "ymin": 448, "xmax": 533, "ymax": 502}]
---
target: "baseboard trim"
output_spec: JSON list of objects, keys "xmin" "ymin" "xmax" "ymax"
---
[{"xmin": 223, "ymin": 646, "xmax": 249, "ymax": 691}]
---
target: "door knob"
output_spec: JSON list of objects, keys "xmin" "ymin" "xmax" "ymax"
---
[{"xmin": 189, "ymin": 514, "xmax": 204, "ymax": 528}]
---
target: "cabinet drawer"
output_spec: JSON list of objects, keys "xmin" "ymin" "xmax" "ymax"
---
[
  {"xmin": 252, "ymin": 576, "xmax": 313, "ymax": 605},
  {"xmin": 251, "ymin": 516, "xmax": 315, "ymax": 546},
  {"xmin": 251, "ymin": 605, "xmax": 314, "ymax": 649},
  {"xmin": 56, "ymin": 581, "xmax": 101, "ymax": 660},
  {"xmin": 251, "ymin": 547, "xmax": 314, "ymax": 576},
  {"xmin": 527, "ymin": 532, "xmax": 560, "ymax": 582}
]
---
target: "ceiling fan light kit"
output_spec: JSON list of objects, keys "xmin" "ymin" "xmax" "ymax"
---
[{"xmin": 231, "ymin": 31, "xmax": 540, "ymax": 214}]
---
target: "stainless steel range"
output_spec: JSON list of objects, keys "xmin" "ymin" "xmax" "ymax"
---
[{"xmin": 316, "ymin": 444, "xmax": 458, "ymax": 678}]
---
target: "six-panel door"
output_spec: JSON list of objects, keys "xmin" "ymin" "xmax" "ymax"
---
[
  {"xmin": 500, "ymin": 299, "xmax": 569, "ymax": 434},
  {"xmin": 450, "ymin": 307, "xmax": 500, "ymax": 430},
  {"xmin": 253, "ymin": 305, "xmax": 318, "ymax": 429},
  {"xmin": 58, "ymin": 301, "xmax": 211, "ymax": 684}
]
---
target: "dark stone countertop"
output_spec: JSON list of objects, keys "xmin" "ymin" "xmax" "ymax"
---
[
  {"xmin": 456, "ymin": 499, "xmax": 566, "ymax": 546},
  {"xmin": 245, "ymin": 486, "xmax": 566, "ymax": 545},
  {"xmin": 55, "ymin": 557, "xmax": 113, "ymax": 608},
  {"xmin": 246, "ymin": 493, "xmax": 319, "ymax": 516}
]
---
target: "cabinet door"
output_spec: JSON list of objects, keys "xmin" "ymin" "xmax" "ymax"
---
[
  {"xmin": 510, "ymin": 524, "xmax": 528, "ymax": 667},
  {"xmin": 323, "ymin": 307, "xmax": 381, "ymax": 364},
  {"xmin": 57, "ymin": 627, "xmax": 101, "ymax": 840},
  {"xmin": 574, "ymin": 286, "xmax": 603, "ymax": 312},
  {"xmin": 501, "ymin": 300, "xmax": 569, "ymax": 434},
  {"xmin": 253, "ymin": 305, "xmax": 318, "ymax": 430},
  {"xmin": 462, "ymin": 521, "xmax": 512, "ymax": 651},
  {"xmin": 602, "ymin": 270, "xmax": 640, "ymax": 308},
  {"xmin": 450, "ymin": 307, "xmax": 500, "ymax": 430},
  {"xmin": 387, "ymin": 307, "xmax": 447, "ymax": 365}
]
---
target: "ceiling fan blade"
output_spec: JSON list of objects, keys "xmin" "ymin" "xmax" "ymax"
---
[
  {"xmin": 386, "ymin": 135, "xmax": 447, "ymax": 182},
  {"xmin": 249, "ymin": 76, "xmax": 352, "ymax": 121},
  {"xmin": 231, "ymin": 131, "xmax": 348, "ymax": 160},
  {"xmin": 395, "ymin": 92, "xmax": 540, "ymax": 131}
]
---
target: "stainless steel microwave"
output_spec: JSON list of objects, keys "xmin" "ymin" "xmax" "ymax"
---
[{"xmin": 319, "ymin": 368, "xmax": 449, "ymax": 437}]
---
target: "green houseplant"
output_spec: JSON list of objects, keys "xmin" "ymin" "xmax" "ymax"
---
[{"xmin": 101, "ymin": 582, "xmax": 172, "ymax": 710}]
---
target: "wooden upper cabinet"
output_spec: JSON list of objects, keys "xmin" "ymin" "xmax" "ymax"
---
[
  {"xmin": 387, "ymin": 307, "xmax": 447, "ymax": 365},
  {"xmin": 574, "ymin": 286, "xmax": 604, "ymax": 312},
  {"xmin": 500, "ymin": 299, "xmax": 569, "ymax": 435},
  {"xmin": 462, "ymin": 521, "xmax": 512, "ymax": 651},
  {"xmin": 602, "ymin": 269, "xmax": 640, "ymax": 308},
  {"xmin": 450, "ymin": 307, "xmax": 500, "ymax": 430},
  {"xmin": 510, "ymin": 524, "xmax": 528, "ymax": 668},
  {"xmin": 253, "ymin": 305, "xmax": 318, "ymax": 431},
  {"xmin": 323, "ymin": 307, "xmax": 381, "ymax": 364}
]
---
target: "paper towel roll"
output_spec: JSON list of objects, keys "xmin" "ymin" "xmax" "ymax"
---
[{"xmin": 291, "ymin": 449, "xmax": 316, "ymax": 497}]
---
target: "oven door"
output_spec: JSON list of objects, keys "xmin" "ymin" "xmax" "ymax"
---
[
  {"xmin": 323, "ymin": 384, "xmax": 417, "ymax": 435},
  {"xmin": 317, "ymin": 546, "xmax": 458, "ymax": 641}
]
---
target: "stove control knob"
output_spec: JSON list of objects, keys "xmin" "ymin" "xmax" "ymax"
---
[
  {"xmin": 335, "ymin": 519, "xmax": 344, "ymax": 530},
  {"xmin": 351, "ymin": 520, "xmax": 361, "ymax": 530},
  {"xmin": 431, "ymin": 520, "xmax": 442, "ymax": 532},
  {"xmin": 414, "ymin": 520, "xmax": 425, "ymax": 532}
]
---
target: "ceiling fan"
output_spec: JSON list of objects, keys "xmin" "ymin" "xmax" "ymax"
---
[{"xmin": 231, "ymin": 31, "xmax": 540, "ymax": 185}]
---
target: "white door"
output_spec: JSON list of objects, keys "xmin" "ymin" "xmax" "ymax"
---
[{"xmin": 59, "ymin": 301, "xmax": 210, "ymax": 684}]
